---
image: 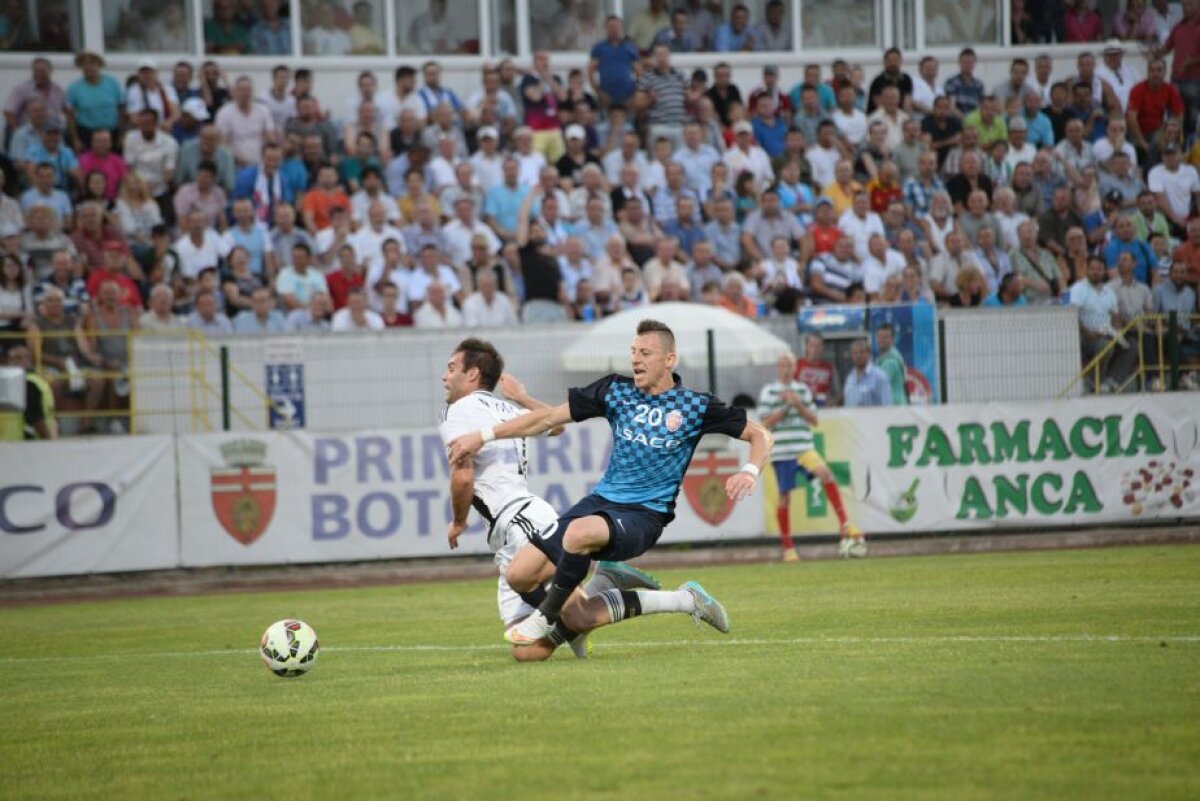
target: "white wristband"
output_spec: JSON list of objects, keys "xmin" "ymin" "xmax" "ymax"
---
[
  {"xmin": 480, "ymin": 426, "xmax": 496, "ymax": 444},
  {"xmin": 739, "ymin": 463, "xmax": 759, "ymax": 479}
]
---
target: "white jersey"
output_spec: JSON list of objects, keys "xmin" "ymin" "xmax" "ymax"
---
[
  {"xmin": 439, "ymin": 389, "xmax": 559, "ymax": 625},
  {"xmin": 439, "ymin": 390, "xmax": 534, "ymax": 528}
]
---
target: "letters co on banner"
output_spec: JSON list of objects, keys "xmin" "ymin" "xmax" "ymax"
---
[
  {"xmin": 762, "ymin": 394, "xmax": 1200, "ymax": 537},
  {"xmin": 4, "ymin": 396, "xmax": 1198, "ymax": 578},
  {"xmin": 0, "ymin": 436, "xmax": 178, "ymax": 578}
]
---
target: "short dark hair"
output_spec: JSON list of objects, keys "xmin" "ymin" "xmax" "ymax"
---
[
  {"xmin": 455, "ymin": 338, "xmax": 504, "ymax": 391},
  {"xmin": 636, "ymin": 319, "xmax": 676, "ymax": 353},
  {"xmin": 395, "ymin": 65, "xmax": 415, "ymax": 81}
]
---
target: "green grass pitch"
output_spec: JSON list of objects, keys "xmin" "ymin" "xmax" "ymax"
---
[{"xmin": 2, "ymin": 545, "xmax": 1199, "ymax": 800}]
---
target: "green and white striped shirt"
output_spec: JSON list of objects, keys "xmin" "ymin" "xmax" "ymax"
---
[{"xmin": 758, "ymin": 380, "xmax": 815, "ymax": 458}]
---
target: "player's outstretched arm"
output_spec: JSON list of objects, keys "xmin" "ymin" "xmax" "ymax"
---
[
  {"xmin": 499, "ymin": 373, "xmax": 567, "ymax": 436},
  {"xmin": 726, "ymin": 418, "xmax": 774, "ymax": 502},
  {"xmin": 447, "ymin": 402, "xmax": 574, "ymax": 465}
]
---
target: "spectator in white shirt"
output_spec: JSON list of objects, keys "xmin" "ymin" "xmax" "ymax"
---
[
  {"xmin": 213, "ymin": 76, "xmax": 277, "ymax": 168},
  {"xmin": 413, "ymin": 281, "xmax": 464, "ymax": 328},
  {"xmin": 838, "ymin": 192, "xmax": 886, "ymax": 261},
  {"xmin": 723, "ymin": 120, "xmax": 774, "ymax": 193},
  {"xmin": 124, "ymin": 109, "xmax": 179, "ymax": 215},
  {"xmin": 173, "ymin": 210, "xmax": 226, "ymax": 280},
  {"xmin": 331, "ymin": 287, "xmax": 385, "ymax": 331},
  {"xmin": 442, "ymin": 197, "xmax": 500, "ymax": 267},
  {"xmin": 862, "ymin": 234, "xmax": 906, "ymax": 297},
  {"xmin": 462, "ymin": 270, "xmax": 518, "ymax": 328}
]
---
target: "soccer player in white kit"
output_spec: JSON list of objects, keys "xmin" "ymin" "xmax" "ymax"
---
[{"xmin": 439, "ymin": 338, "xmax": 660, "ymax": 661}]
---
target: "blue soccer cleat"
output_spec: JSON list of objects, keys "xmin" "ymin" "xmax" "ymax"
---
[
  {"xmin": 597, "ymin": 560, "xmax": 661, "ymax": 591},
  {"xmin": 680, "ymin": 581, "xmax": 730, "ymax": 634}
]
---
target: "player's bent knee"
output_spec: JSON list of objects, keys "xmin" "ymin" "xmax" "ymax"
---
[
  {"xmin": 815, "ymin": 467, "xmax": 833, "ymax": 483},
  {"xmin": 563, "ymin": 517, "xmax": 609, "ymax": 554}
]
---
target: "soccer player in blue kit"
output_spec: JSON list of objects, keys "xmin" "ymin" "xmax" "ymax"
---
[{"xmin": 447, "ymin": 319, "xmax": 774, "ymax": 647}]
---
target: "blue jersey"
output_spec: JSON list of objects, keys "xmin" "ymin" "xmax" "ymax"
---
[{"xmin": 569, "ymin": 373, "xmax": 747, "ymax": 513}]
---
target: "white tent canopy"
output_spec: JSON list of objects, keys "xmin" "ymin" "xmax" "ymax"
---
[{"xmin": 560, "ymin": 303, "xmax": 793, "ymax": 373}]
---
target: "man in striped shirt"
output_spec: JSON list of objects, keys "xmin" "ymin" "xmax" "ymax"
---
[
  {"xmin": 634, "ymin": 43, "xmax": 691, "ymax": 152},
  {"xmin": 759, "ymin": 353, "xmax": 866, "ymax": 562}
]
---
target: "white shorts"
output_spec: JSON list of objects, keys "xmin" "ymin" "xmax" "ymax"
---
[{"xmin": 491, "ymin": 496, "xmax": 558, "ymax": 625}]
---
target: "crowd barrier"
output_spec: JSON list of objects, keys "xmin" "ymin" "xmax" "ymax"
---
[{"xmin": 2, "ymin": 394, "xmax": 1197, "ymax": 579}]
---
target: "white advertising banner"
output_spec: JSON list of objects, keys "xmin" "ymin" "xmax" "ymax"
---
[
  {"xmin": 764, "ymin": 395, "xmax": 1200, "ymax": 538},
  {"xmin": 0, "ymin": 436, "xmax": 179, "ymax": 578},
  {"xmin": 178, "ymin": 421, "xmax": 758, "ymax": 567}
]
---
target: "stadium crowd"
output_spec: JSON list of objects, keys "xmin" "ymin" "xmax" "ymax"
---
[{"xmin": 2, "ymin": 1, "xmax": 1200, "ymax": 432}]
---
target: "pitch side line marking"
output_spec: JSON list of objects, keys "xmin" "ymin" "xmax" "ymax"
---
[{"xmin": 1, "ymin": 635, "xmax": 1198, "ymax": 664}]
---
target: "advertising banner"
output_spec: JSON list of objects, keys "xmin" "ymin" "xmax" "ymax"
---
[
  {"xmin": 764, "ymin": 395, "xmax": 1200, "ymax": 537},
  {"xmin": 178, "ymin": 421, "xmax": 757, "ymax": 567},
  {"xmin": 0, "ymin": 436, "xmax": 179, "ymax": 578}
]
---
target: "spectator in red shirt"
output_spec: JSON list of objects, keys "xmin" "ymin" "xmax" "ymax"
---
[
  {"xmin": 71, "ymin": 202, "xmax": 127, "ymax": 272},
  {"xmin": 299, "ymin": 163, "xmax": 350, "ymax": 233},
  {"xmin": 793, "ymin": 331, "xmax": 841, "ymax": 407},
  {"xmin": 85, "ymin": 242, "xmax": 143, "ymax": 309},
  {"xmin": 1064, "ymin": 0, "xmax": 1103, "ymax": 42},
  {"xmin": 324, "ymin": 242, "xmax": 365, "ymax": 310},
  {"xmin": 807, "ymin": 198, "xmax": 842, "ymax": 255},
  {"xmin": 1126, "ymin": 58, "xmax": 1184, "ymax": 153},
  {"xmin": 866, "ymin": 161, "xmax": 903, "ymax": 215}
]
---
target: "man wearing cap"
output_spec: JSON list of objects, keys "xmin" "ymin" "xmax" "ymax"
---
[
  {"xmin": 25, "ymin": 119, "xmax": 80, "ymax": 192},
  {"xmin": 1095, "ymin": 40, "xmax": 1141, "ymax": 113},
  {"xmin": 725, "ymin": 120, "xmax": 775, "ymax": 194},
  {"xmin": 4, "ymin": 58, "xmax": 66, "ymax": 138},
  {"xmin": 552, "ymin": 125, "xmax": 596, "ymax": 190},
  {"xmin": 1147, "ymin": 143, "xmax": 1200, "ymax": 236},
  {"xmin": 1126, "ymin": 58, "xmax": 1184, "ymax": 156},
  {"xmin": 125, "ymin": 60, "xmax": 179, "ymax": 131},
  {"xmin": 65, "ymin": 52, "xmax": 122, "ymax": 151},
  {"xmin": 172, "ymin": 97, "xmax": 211, "ymax": 145},
  {"xmin": 1003, "ymin": 116, "xmax": 1037, "ymax": 172}
]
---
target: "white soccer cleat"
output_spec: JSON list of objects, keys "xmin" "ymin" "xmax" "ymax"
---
[
  {"xmin": 567, "ymin": 633, "xmax": 591, "ymax": 659},
  {"xmin": 680, "ymin": 581, "xmax": 730, "ymax": 634},
  {"xmin": 505, "ymin": 610, "xmax": 553, "ymax": 647}
]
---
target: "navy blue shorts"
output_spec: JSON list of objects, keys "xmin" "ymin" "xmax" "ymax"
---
[
  {"xmin": 530, "ymin": 493, "xmax": 673, "ymax": 564},
  {"xmin": 772, "ymin": 458, "xmax": 815, "ymax": 494}
]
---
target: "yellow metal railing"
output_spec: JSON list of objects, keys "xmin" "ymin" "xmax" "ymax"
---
[
  {"xmin": 1059, "ymin": 312, "xmax": 1200, "ymax": 398},
  {"xmin": 2, "ymin": 328, "xmax": 289, "ymax": 436}
]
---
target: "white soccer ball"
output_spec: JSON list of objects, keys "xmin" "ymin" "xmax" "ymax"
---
[{"xmin": 260, "ymin": 619, "xmax": 319, "ymax": 678}]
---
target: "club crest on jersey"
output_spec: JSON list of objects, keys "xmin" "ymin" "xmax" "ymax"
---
[{"xmin": 665, "ymin": 410, "xmax": 683, "ymax": 432}]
